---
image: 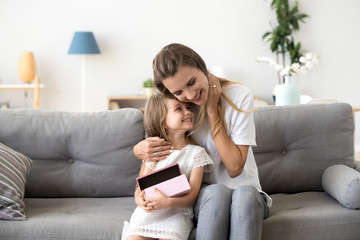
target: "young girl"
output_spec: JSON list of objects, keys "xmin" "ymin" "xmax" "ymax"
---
[
  {"xmin": 134, "ymin": 43, "xmax": 272, "ymax": 240},
  {"xmin": 122, "ymin": 93, "xmax": 213, "ymax": 240}
]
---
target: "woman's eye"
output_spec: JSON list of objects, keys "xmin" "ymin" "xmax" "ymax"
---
[
  {"xmin": 187, "ymin": 78, "xmax": 195, "ymax": 86},
  {"xmin": 173, "ymin": 91, "xmax": 182, "ymax": 96}
]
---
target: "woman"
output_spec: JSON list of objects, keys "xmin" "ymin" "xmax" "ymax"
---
[{"xmin": 133, "ymin": 43, "xmax": 271, "ymax": 240}]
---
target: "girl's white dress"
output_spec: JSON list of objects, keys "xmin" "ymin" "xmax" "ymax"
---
[{"xmin": 122, "ymin": 144, "xmax": 213, "ymax": 240}]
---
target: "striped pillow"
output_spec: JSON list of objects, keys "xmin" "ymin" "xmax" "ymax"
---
[{"xmin": 0, "ymin": 142, "xmax": 33, "ymax": 220}]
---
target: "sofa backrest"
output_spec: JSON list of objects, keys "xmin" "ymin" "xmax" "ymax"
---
[
  {"xmin": 0, "ymin": 103, "xmax": 354, "ymax": 197},
  {"xmin": 0, "ymin": 108, "xmax": 144, "ymax": 197},
  {"xmin": 253, "ymin": 103, "xmax": 355, "ymax": 194}
]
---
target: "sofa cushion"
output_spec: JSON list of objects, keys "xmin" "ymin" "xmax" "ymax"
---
[
  {"xmin": 0, "ymin": 142, "xmax": 32, "ymax": 220},
  {"xmin": 0, "ymin": 109, "xmax": 144, "ymax": 197},
  {"xmin": 262, "ymin": 192, "xmax": 360, "ymax": 240},
  {"xmin": 0, "ymin": 197, "xmax": 137, "ymax": 240},
  {"xmin": 355, "ymin": 160, "xmax": 360, "ymax": 172},
  {"xmin": 322, "ymin": 164, "xmax": 360, "ymax": 209},
  {"xmin": 253, "ymin": 103, "xmax": 354, "ymax": 194}
]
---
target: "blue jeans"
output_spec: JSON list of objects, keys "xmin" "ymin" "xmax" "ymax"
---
[{"xmin": 193, "ymin": 184, "xmax": 269, "ymax": 240}]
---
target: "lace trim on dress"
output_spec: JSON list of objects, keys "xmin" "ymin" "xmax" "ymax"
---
[
  {"xmin": 144, "ymin": 160, "xmax": 155, "ymax": 169},
  {"xmin": 127, "ymin": 227, "xmax": 185, "ymax": 240},
  {"xmin": 193, "ymin": 148, "xmax": 214, "ymax": 173}
]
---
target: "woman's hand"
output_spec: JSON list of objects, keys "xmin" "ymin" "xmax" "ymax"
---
[
  {"xmin": 133, "ymin": 137, "xmax": 174, "ymax": 161},
  {"xmin": 146, "ymin": 188, "xmax": 170, "ymax": 211},
  {"xmin": 136, "ymin": 190, "xmax": 153, "ymax": 213},
  {"xmin": 206, "ymin": 74, "xmax": 222, "ymax": 118}
]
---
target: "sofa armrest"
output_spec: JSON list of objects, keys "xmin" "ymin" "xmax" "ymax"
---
[
  {"xmin": 322, "ymin": 164, "xmax": 360, "ymax": 210},
  {"xmin": 355, "ymin": 160, "xmax": 360, "ymax": 172}
]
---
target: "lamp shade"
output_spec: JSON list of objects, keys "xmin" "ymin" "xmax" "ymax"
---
[{"xmin": 68, "ymin": 32, "xmax": 101, "ymax": 54}]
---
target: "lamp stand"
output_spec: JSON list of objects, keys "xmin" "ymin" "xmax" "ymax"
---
[
  {"xmin": 68, "ymin": 32, "xmax": 101, "ymax": 111},
  {"xmin": 81, "ymin": 55, "xmax": 86, "ymax": 112}
]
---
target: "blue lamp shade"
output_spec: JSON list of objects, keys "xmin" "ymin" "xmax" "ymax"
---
[{"xmin": 68, "ymin": 32, "xmax": 101, "ymax": 54}]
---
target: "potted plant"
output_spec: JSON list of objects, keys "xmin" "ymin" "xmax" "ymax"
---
[
  {"xmin": 143, "ymin": 78, "xmax": 154, "ymax": 97},
  {"xmin": 257, "ymin": 0, "xmax": 319, "ymax": 106},
  {"xmin": 260, "ymin": 0, "xmax": 309, "ymax": 84}
]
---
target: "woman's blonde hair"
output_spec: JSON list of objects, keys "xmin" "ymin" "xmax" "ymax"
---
[
  {"xmin": 143, "ymin": 93, "xmax": 195, "ymax": 145},
  {"xmin": 153, "ymin": 43, "xmax": 252, "ymax": 136}
]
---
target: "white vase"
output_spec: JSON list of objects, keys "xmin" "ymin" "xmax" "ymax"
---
[
  {"xmin": 144, "ymin": 88, "xmax": 154, "ymax": 97},
  {"xmin": 275, "ymin": 76, "xmax": 300, "ymax": 106}
]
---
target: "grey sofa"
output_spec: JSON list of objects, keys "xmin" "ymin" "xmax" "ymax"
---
[{"xmin": 0, "ymin": 102, "xmax": 359, "ymax": 240}]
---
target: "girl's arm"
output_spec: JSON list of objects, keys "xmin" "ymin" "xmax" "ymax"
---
[
  {"xmin": 207, "ymin": 76, "xmax": 248, "ymax": 178},
  {"xmin": 134, "ymin": 162, "xmax": 153, "ymax": 212},
  {"xmin": 146, "ymin": 166, "xmax": 204, "ymax": 210}
]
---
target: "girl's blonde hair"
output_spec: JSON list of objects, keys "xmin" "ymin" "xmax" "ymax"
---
[
  {"xmin": 153, "ymin": 43, "xmax": 252, "ymax": 136},
  {"xmin": 143, "ymin": 93, "xmax": 196, "ymax": 146}
]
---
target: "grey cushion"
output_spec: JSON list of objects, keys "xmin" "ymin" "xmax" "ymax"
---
[
  {"xmin": 355, "ymin": 160, "xmax": 360, "ymax": 172},
  {"xmin": 253, "ymin": 103, "xmax": 354, "ymax": 194},
  {"xmin": 322, "ymin": 165, "xmax": 360, "ymax": 209},
  {"xmin": 0, "ymin": 142, "xmax": 32, "ymax": 220},
  {"xmin": 0, "ymin": 197, "xmax": 137, "ymax": 240},
  {"xmin": 262, "ymin": 192, "xmax": 360, "ymax": 240},
  {"xmin": 0, "ymin": 109, "xmax": 144, "ymax": 197}
]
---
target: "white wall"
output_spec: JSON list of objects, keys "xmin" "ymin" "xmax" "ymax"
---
[{"xmin": 1, "ymin": 0, "xmax": 359, "ymax": 146}]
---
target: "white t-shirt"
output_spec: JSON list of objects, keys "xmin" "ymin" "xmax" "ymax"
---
[{"xmin": 193, "ymin": 84, "xmax": 272, "ymax": 206}]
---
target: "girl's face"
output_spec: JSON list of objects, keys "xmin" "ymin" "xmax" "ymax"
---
[
  {"xmin": 164, "ymin": 99, "xmax": 194, "ymax": 134},
  {"xmin": 162, "ymin": 66, "xmax": 209, "ymax": 106}
]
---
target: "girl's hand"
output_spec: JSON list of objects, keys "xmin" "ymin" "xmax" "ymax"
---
[
  {"xmin": 133, "ymin": 137, "xmax": 174, "ymax": 161},
  {"xmin": 146, "ymin": 188, "xmax": 170, "ymax": 211},
  {"xmin": 136, "ymin": 190, "xmax": 153, "ymax": 213},
  {"xmin": 206, "ymin": 75, "xmax": 222, "ymax": 118}
]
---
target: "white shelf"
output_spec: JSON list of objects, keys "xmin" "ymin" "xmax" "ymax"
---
[
  {"xmin": 0, "ymin": 84, "xmax": 44, "ymax": 90},
  {"xmin": 0, "ymin": 77, "xmax": 43, "ymax": 109}
]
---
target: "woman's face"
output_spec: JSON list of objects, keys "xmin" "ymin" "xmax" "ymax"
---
[{"xmin": 162, "ymin": 66, "xmax": 209, "ymax": 106}]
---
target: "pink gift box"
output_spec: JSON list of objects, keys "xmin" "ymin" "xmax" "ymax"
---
[{"xmin": 137, "ymin": 163, "xmax": 191, "ymax": 198}]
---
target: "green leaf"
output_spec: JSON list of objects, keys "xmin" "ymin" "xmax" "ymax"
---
[
  {"xmin": 261, "ymin": 0, "xmax": 308, "ymax": 66},
  {"xmin": 262, "ymin": 32, "xmax": 272, "ymax": 40}
]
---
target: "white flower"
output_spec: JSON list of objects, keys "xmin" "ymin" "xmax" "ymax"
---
[
  {"xmin": 280, "ymin": 66, "xmax": 290, "ymax": 76},
  {"xmin": 305, "ymin": 61, "xmax": 314, "ymax": 69},
  {"xmin": 311, "ymin": 54, "xmax": 319, "ymax": 64},
  {"xmin": 298, "ymin": 66, "xmax": 308, "ymax": 74},
  {"xmin": 290, "ymin": 63, "xmax": 301, "ymax": 73},
  {"xmin": 256, "ymin": 52, "xmax": 319, "ymax": 78},
  {"xmin": 305, "ymin": 53, "xmax": 313, "ymax": 60},
  {"xmin": 256, "ymin": 57, "xmax": 283, "ymax": 72}
]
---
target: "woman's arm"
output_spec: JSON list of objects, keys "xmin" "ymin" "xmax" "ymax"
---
[
  {"xmin": 133, "ymin": 137, "xmax": 173, "ymax": 161},
  {"xmin": 207, "ymin": 76, "xmax": 249, "ymax": 178},
  {"xmin": 146, "ymin": 166, "xmax": 204, "ymax": 210},
  {"xmin": 209, "ymin": 121, "xmax": 248, "ymax": 178}
]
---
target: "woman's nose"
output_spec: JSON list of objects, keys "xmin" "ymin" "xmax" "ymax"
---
[{"xmin": 184, "ymin": 90, "xmax": 196, "ymax": 101}]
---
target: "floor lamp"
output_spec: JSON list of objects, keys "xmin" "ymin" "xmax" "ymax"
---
[{"xmin": 68, "ymin": 32, "xmax": 101, "ymax": 111}]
